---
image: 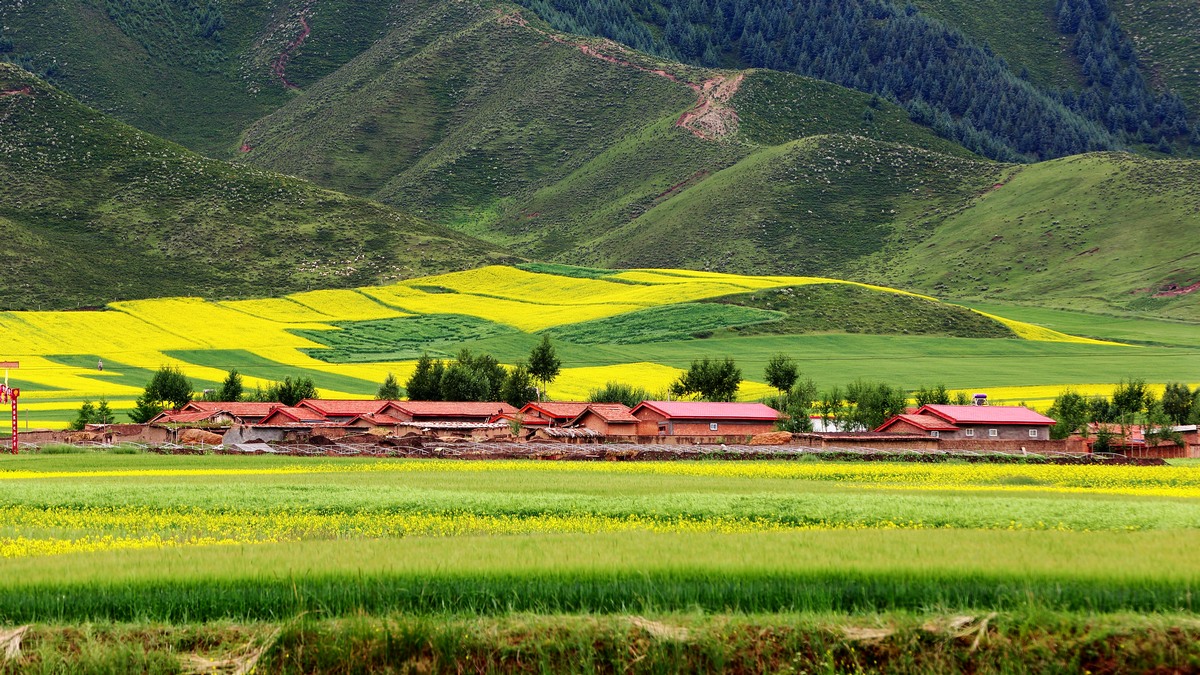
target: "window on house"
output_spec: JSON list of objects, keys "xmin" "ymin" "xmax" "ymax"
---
[
  {"xmin": 709, "ymin": 422, "xmax": 719, "ymax": 431},
  {"xmin": 1028, "ymin": 429, "xmax": 1039, "ymax": 438},
  {"xmin": 931, "ymin": 431, "xmax": 939, "ymax": 438},
  {"xmin": 965, "ymin": 429, "xmax": 975, "ymax": 437},
  {"xmin": 989, "ymin": 429, "xmax": 998, "ymax": 437}
]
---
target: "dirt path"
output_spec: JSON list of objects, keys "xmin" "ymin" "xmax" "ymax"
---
[
  {"xmin": 0, "ymin": 87, "xmax": 32, "ymax": 98},
  {"xmin": 272, "ymin": 13, "xmax": 312, "ymax": 89},
  {"xmin": 496, "ymin": 8, "xmax": 742, "ymax": 139},
  {"xmin": 674, "ymin": 73, "xmax": 744, "ymax": 140}
]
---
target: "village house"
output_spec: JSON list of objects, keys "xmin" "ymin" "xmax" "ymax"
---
[
  {"xmin": 258, "ymin": 406, "xmax": 330, "ymax": 426},
  {"xmin": 296, "ymin": 399, "xmax": 392, "ymax": 423},
  {"xmin": 177, "ymin": 401, "xmax": 280, "ymax": 425},
  {"xmin": 385, "ymin": 401, "xmax": 518, "ymax": 423},
  {"xmin": 567, "ymin": 403, "xmax": 639, "ymax": 438},
  {"xmin": 518, "ymin": 401, "xmax": 592, "ymax": 427},
  {"xmin": 875, "ymin": 404, "xmax": 1056, "ymax": 440},
  {"xmin": 630, "ymin": 401, "xmax": 781, "ymax": 437}
]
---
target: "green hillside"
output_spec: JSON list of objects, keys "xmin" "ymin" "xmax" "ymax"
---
[
  {"xmin": 0, "ymin": 63, "xmax": 511, "ymax": 310},
  {"xmin": 0, "ymin": 0, "xmax": 1196, "ymax": 322},
  {"xmin": 0, "ymin": 0, "xmax": 398, "ymax": 156},
  {"xmin": 236, "ymin": 0, "xmax": 976, "ymax": 258},
  {"xmin": 870, "ymin": 152, "xmax": 1200, "ymax": 319},
  {"xmin": 914, "ymin": 0, "xmax": 1078, "ymax": 89},
  {"xmin": 574, "ymin": 135, "xmax": 1004, "ymax": 275},
  {"xmin": 1113, "ymin": 0, "xmax": 1200, "ymax": 111}
]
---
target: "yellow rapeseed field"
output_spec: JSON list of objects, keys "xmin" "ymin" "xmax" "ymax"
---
[
  {"xmin": 0, "ymin": 265, "xmax": 1146, "ymax": 425},
  {"xmin": 287, "ymin": 289, "xmax": 407, "ymax": 321},
  {"xmin": 219, "ymin": 297, "xmax": 337, "ymax": 323}
]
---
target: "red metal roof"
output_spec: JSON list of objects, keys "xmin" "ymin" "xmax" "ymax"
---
[
  {"xmin": 345, "ymin": 413, "xmax": 406, "ymax": 426},
  {"xmin": 919, "ymin": 404, "xmax": 1056, "ymax": 426},
  {"xmin": 260, "ymin": 406, "xmax": 328, "ymax": 424},
  {"xmin": 181, "ymin": 401, "xmax": 281, "ymax": 417},
  {"xmin": 489, "ymin": 412, "xmax": 551, "ymax": 425},
  {"xmin": 631, "ymin": 401, "xmax": 781, "ymax": 421},
  {"xmin": 394, "ymin": 401, "xmax": 518, "ymax": 417},
  {"xmin": 150, "ymin": 410, "xmax": 223, "ymax": 424},
  {"xmin": 572, "ymin": 404, "xmax": 638, "ymax": 424},
  {"xmin": 875, "ymin": 414, "xmax": 960, "ymax": 432},
  {"xmin": 297, "ymin": 399, "xmax": 389, "ymax": 416},
  {"xmin": 520, "ymin": 402, "xmax": 592, "ymax": 420}
]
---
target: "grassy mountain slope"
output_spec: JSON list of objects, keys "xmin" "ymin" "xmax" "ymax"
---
[
  {"xmin": 1112, "ymin": 0, "xmax": 1200, "ymax": 111},
  {"xmin": 0, "ymin": 63, "xmax": 511, "ymax": 310},
  {"xmin": 229, "ymin": 0, "xmax": 1199, "ymax": 318},
  {"xmin": 870, "ymin": 152, "xmax": 1200, "ymax": 318},
  {"xmin": 574, "ymin": 135, "xmax": 1004, "ymax": 274},
  {"xmin": 238, "ymin": 0, "xmax": 974, "ymax": 256},
  {"xmin": 0, "ymin": 0, "xmax": 398, "ymax": 156},
  {"xmin": 238, "ymin": 1, "xmax": 705, "ymax": 213},
  {"xmin": 919, "ymin": 0, "xmax": 1198, "ymax": 113}
]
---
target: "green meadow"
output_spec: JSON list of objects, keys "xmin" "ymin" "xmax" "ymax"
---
[{"xmin": 0, "ymin": 454, "xmax": 1199, "ymax": 670}]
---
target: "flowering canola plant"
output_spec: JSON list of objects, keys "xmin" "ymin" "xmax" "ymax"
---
[
  {"xmin": 0, "ymin": 264, "xmax": 1139, "ymax": 426},
  {"xmin": 3, "ymin": 459, "xmax": 1198, "ymax": 559}
]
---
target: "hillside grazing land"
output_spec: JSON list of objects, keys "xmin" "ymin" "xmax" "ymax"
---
[
  {"xmin": 870, "ymin": 152, "xmax": 1200, "ymax": 319},
  {"xmin": 0, "ymin": 63, "xmax": 511, "ymax": 310},
  {"xmin": 0, "ymin": 0, "xmax": 400, "ymax": 156}
]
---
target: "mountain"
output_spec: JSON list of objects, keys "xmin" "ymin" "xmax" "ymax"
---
[
  {"xmin": 230, "ymin": 1, "xmax": 1198, "ymax": 319},
  {"xmin": 0, "ymin": 0, "xmax": 399, "ymax": 157},
  {"xmin": 516, "ymin": 0, "xmax": 1196, "ymax": 161},
  {"xmin": 236, "ymin": 2, "xmax": 966, "ymax": 232},
  {"xmin": 0, "ymin": 63, "xmax": 511, "ymax": 310},
  {"xmin": 1, "ymin": 0, "xmax": 1197, "ymax": 320}
]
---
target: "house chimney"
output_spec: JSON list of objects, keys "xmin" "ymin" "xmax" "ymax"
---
[{"xmin": 973, "ymin": 393, "xmax": 987, "ymax": 406}]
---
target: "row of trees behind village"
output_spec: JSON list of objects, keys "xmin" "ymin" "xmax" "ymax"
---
[{"xmin": 71, "ymin": 341, "xmax": 1200, "ymax": 441}]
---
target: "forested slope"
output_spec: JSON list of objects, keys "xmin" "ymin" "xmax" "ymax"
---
[{"xmin": 517, "ymin": 0, "xmax": 1196, "ymax": 161}]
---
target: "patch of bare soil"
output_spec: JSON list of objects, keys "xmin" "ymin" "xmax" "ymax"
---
[
  {"xmin": 1153, "ymin": 280, "xmax": 1200, "ymax": 297},
  {"xmin": 272, "ymin": 13, "xmax": 312, "ymax": 89},
  {"xmin": 675, "ymin": 72, "xmax": 745, "ymax": 140}
]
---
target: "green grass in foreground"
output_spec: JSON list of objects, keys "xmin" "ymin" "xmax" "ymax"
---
[
  {"xmin": 0, "ymin": 456, "xmax": 1199, "ymax": 622},
  {"xmin": 11, "ymin": 612, "xmax": 1200, "ymax": 674},
  {"xmin": 0, "ymin": 531, "xmax": 1198, "ymax": 621}
]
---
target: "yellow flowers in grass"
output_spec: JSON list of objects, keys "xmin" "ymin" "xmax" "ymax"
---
[
  {"xmin": 971, "ymin": 309, "xmax": 1123, "ymax": 345},
  {"xmin": 110, "ymin": 298, "xmax": 326, "ymax": 350},
  {"xmin": 407, "ymin": 266, "xmax": 791, "ymax": 306},
  {"xmin": 220, "ymin": 298, "xmax": 336, "ymax": 323},
  {"xmin": 361, "ymin": 284, "xmax": 643, "ymax": 331},
  {"xmin": 288, "ymin": 289, "xmax": 406, "ymax": 321},
  {"xmin": 6, "ymin": 460, "xmax": 1200, "ymax": 499},
  {"xmin": 967, "ymin": 383, "xmax": 1199, "ymax": 409},
  {"xmin": 547, "ymin": 362, "xmax": 683, "ymax": 400},
  {"xmin": 0, "ymin": 504, "xmax": 875, "ymax": 558}
]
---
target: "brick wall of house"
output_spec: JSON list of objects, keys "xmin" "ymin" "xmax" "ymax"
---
[
  {"xmin": 938, "ymin": 438, "xmax": 1084, "ymax": 453},
  {"xmin": 667, "ymin": 421, "xmax": 779, "ymax": 436},
  {"xmin": 946, "ymin": 424, "xmax": 1050, "ymax": 441}
]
